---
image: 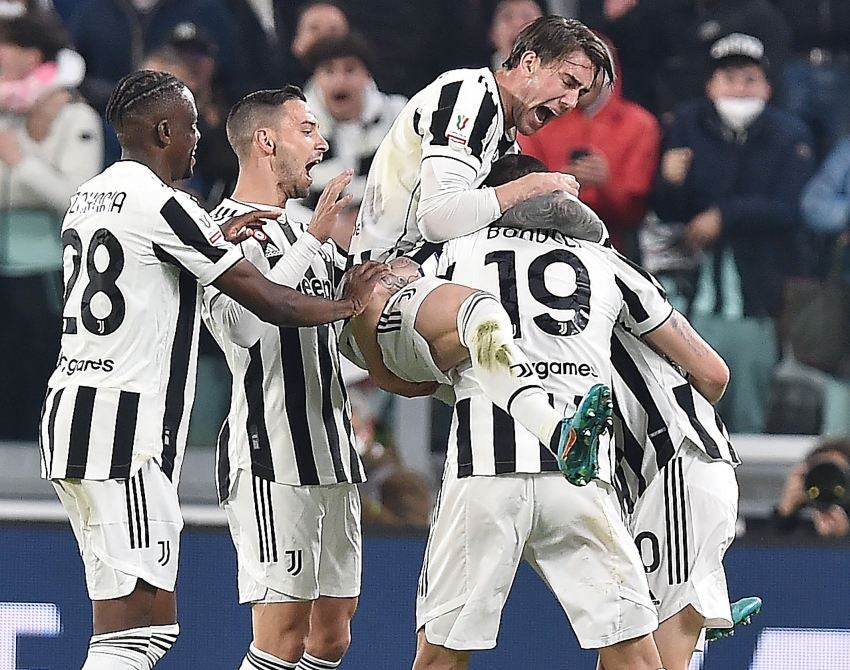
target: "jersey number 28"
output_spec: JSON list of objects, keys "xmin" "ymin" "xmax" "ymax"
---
[
  {"xmin": 61, "ymin": 228, "xmax": 126, "ymax": 336},
  {"xmin": 484, "ymin": 248, "xmax": 591, "ymax": 339}
]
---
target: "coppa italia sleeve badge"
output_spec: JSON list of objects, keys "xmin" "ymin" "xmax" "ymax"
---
[{"xmin": 447, "ymin": 114, "xmax": 472, "ymax": 145}]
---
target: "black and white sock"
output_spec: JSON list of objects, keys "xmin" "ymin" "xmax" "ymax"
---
[
  {"xmin": 82, "ymin": 626, "xmax": 151, "ymax": 669},
  {"xmin": 296, "ymin": 652, "xmax": 341, "ymax": 669},
  {"xmin": 146, "ymin": 623, "xmax": 179, "ymax": 668},
  {"xmin": 239, "ymin": 643, "xmax": 298, "ymax": 670},
  {"xmin": 457, "ymin": 291, "xmax": 563, "ymax": 447}
]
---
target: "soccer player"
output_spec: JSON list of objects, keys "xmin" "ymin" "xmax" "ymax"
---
[
  {"xmin": 349, "ymin": 255, "xmax": 612, "ymax": 485},
  {"xmin": 201, "ymin": 86, "xmax": 379, "ymax": 670},
  {"xmin": 607, "ymin": 327, "xmax": 741, "ymax": 670},
  {"xmin": 401, "ymin": 155, "xmax": 734, "ymax": 670},
  {"xmin": 348, "ymin": 16, "xmax": 614, "ymax": 265},
  {"xmin": 38, "ymin": 71, "xmax": 384, "ymax": 670}
]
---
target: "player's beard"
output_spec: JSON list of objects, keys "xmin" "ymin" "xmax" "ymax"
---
[{"xmin": 274, "ymin": 155, "xmax": 309, "ymax": 201}]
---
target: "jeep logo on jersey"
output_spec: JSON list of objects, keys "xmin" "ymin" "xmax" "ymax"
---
[
  {"xmin": 510, "ymin": 360, "xmax": 599, "ymax": 380},
  {"xmin": 285, "ymin": 549, "xmax": 303, "ymax": 576},
  {"xmin": 299, "ymin": 276, "xmax": 333, "ymax": 299}
]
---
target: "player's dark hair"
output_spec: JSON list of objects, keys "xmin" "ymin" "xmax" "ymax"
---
[
  {"xmin": 225, "ymin": 86, "xmax": 307, "ymax": 154},
  {"xmin": 502, "ymin": 16, "xmax": 614, "ymax": 86},
  {"xmin": 483, "ymin": 154, "xmax": 548, "ymax": 188},
  {"xmin": 304, "ymin": 30, "xmax": 375, "ymax": 73},
  {"xmin": 105, "ymin": 70, "xmax": 187, "ymax": 129}
]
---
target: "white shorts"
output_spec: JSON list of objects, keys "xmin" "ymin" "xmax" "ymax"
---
[
  {"xmin": 629, "ymin": 443, "xmax": 738, "ymax": 627},
  {"xmin": 376, "ymin": 275, "xmax": 454, "ymax": 385},
  {"xmin": 223, "ymin": 469, "xmax": 362, "ymax": 604},
  {"xmin": 53, "ymin": 458, "xmax": 183, "ymax": 600},
  {"xmin": 417, "ymin": 464, "xmax": 658, "ymax": 650}
]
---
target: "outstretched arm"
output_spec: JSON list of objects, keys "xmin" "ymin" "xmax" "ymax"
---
[
  {"xmin": 214, "ymin": 260, "xmax": 386, "ymax": 328},
  {"xmin": 644, "ymin": 310, "xmax": 729, "ymax": 403}
]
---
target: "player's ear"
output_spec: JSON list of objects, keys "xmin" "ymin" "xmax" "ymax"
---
[
  {"xmin": 156, "ymin": 119, "xmax": 170, "ymax": 147},
  {"xmin": 520, "ymin": 50, "xmax": 538, "ymax": 75},
  {"xmin": 255, "ymin": 128, "xmax": 275, "ymax": 156}
]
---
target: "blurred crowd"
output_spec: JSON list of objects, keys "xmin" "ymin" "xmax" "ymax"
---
[{"xmin": 2, "ymin": 0, "xmax": 850, "ymax": 528}]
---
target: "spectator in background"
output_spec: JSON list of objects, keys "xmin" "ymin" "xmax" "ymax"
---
[
  {"xmin": 800, "ymin": 136, "xmax": 850, "ymax": 438},
  {"xmin": 342, "ymin": 0, "xmax": 488, "ymax": 97},
  {"xmin": 225, "ymin": 0, "xmax": 295, "ymax": 94},
  {"xmin": 0, "ymin": 11, "xmax": 102, "ymax": 440},
  {"xmin": 143, "ymin": 23, "xmax": 237, "ymax": 206},
  {"xmin": 519, "ymin": 35, "xmax": 659, "ymax": 257},
  {"xmin": 488, "ymin": 0, "xmax": 543, "ymax": 70},
  {"xmin": 69, "ymin": 0, "xmax": 243, "ymax": 115},
  {"xmin": 288, "ymin": 0, "xmax": 349, "ymax": 88},
  {"xmin": 773, "ymin": 0, "xmax": 850, "ymax": 160},
  {"xmin": 0, "ymin": 0, "xmax": 54, "ymax": 17},
  {"xmin": 301, "ymin": 32, "xmax": 406, "ymax": 234},
  {"xmin": 588, "ymin": 0, "xmax": 791, "ymax": 118},
  {"xmin": 774, "ymin": 438, "xmax": 850, "ymax": 538},
  {"xmin": 647, "ymin": 33, "xmax": 815, "ymax": 433}
]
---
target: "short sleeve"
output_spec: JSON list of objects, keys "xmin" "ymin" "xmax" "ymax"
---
[
  {"xmin": 420, "ymin": 74, "xmax": 499, "ymax": 172},
  {"xmin": 609, "ymin": 249, "xmax": 673, "ymax": 336},
  {"xmin": 151, "ymin": 193, "xmax": 244, "ymax": 286}
]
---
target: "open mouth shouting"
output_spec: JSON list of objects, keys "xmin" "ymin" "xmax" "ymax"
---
[
  {"xmin": 532, "ymin": 104, "xmax": 558, "ymax": 128},
  {"xmin": 305, "ymin": 156, "xmax": 323, "ymax": 185}
]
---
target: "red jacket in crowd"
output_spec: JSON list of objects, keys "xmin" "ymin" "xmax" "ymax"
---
[{"xmin": 518, "ymin": 75, "xmax": 660, "ymax": 253}]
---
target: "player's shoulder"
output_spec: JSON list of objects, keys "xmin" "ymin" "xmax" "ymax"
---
[
  {"xmin": 210, "ymin": 197, "xmax": 254, "ymax": 222},
  {"xmin": 420, "ymin": 67, "xmax": 499, "ymax": 102}
]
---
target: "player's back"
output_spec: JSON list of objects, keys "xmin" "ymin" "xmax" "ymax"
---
[
  {"xmin": 350, "ymin": 67, "xmax": 514, "ymax": 262},
  {"xmin": 438, "ymin": 226, "xmax": 672, "ymax": 480},
  {"xmin": 41, "ymin": 161, "xmax": 241, "ymax": 482}
]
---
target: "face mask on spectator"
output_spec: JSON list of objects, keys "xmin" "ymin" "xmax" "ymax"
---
[{"xmin": 714, "ymin": 97, "xmax": 765, "ymax": 132}]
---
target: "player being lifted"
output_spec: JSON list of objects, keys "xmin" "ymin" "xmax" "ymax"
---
[
  {"xmin": 357, "ymin": 155, "xmax": 735, "ymax": 670},
  {"xmin": 349, "ymin": 254, "xmax": 613, "ymax": 485},
  {"xmin": 348, "ymin": 16, "xmax": 614, "ymax": 265},
  {"xmin": 39, "ymin": 71, "xmax": 384, "ymax": 670},
  {"xmin": 202, "ymin": 86, "xmax": 387, "ymax": 670}
]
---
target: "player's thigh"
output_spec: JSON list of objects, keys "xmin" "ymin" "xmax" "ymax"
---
[
  {"xmin": 317, "ymin": 484, "xmax": 362, "ymax": 599},
  {"xmin": 413, "ymin": 284, "xmax": 476, "ymax": 346},
  {"xmin": 52, "ymin": 459, "xmax": 183, "ymax": 603},
  {"xmin": 417, "ymin": 469, "xmax": 533, "ymax": 651},
  {"xmin": 526, "ymin": 475, "xmax": 658, "ymax": 650},
  {"xmin": 630, "ymin": 448, "xmax": 738, "ymax": 627},
  {"xmin": 223, "ymin": 470, "xmax": 324, "ymax": 603}
]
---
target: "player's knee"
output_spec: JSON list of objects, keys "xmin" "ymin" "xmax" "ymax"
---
[
  {"xmin": 254, "ymin": 614, "xmax": 310, "ymax": 661},
  {"xmin": 308, "ymin": 626, "xmax": 351, "ymax": 661}
]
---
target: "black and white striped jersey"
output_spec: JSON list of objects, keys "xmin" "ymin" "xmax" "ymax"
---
[
  {"xmin": 436, "ymin": 227, "xmax": 674, "ymax": 481},
  {"xmin": 39, "ymin": 160, "xmax": 244, "ymax": 482},
  {"xmin": 610, "ymin": 327, "xmax": 740, "ymax": 513},
  {"xmin": 349, "ymin": 67, "xmax": 518, "ymax": 263},
  {"xmin": 203, "ymin": 199, "xmax": 365, "ymax": 499}
]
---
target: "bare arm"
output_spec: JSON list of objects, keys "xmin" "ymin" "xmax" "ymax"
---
[
  {"xmin": 213, "ymin": 259, "xmax": 386, "ymax": 328},
  {"xmin": 644, "ymin": 310, "xmax": 730, "ymax": 403}
]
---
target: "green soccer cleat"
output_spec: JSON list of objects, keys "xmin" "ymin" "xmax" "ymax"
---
[
  {"xmin": 705, "ymin": 596, "xmax": 763, "ymax": 642},
  {"xmin": 556, "ymin": 383, "xmax": 613, "ymax": 486}
]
